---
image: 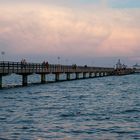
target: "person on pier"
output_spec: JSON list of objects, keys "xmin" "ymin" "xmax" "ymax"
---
[
  {"xmin": 42, "ymin": 61, "xmax": 49, "ymax": 69},
  {"xmin": 46, "ymin": 61, "xmax": 49, "ymax": 69},
  {"xmin": 21, "ymin": 59, "xmax": 27, "ymax": 68},
  {"xmin": 42, "ymin": 61, "xmax": 46, "ymax": 68}
]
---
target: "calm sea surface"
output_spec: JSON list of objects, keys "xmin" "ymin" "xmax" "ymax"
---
[{"xmin": 0, "ymin": 74, "xmax": 140, "ymax": 140}]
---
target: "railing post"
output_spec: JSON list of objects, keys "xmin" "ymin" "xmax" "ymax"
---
[
  {"xmin": 16, "ymin": 62, "xmax": 18, "ymax": 72},
  {"xmin": 12, "ymin": 62, "xmax": 14, "ymax": 72},
  {"xmin": 2, "ymin": 61, "xmax": 4, "ymax": 73}
]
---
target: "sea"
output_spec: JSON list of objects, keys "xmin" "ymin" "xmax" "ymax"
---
[{"xmin": 0, "ymin": 74, "xmax": 140, "ymax": 140}]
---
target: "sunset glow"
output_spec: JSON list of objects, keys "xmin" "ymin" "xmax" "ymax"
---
[{"xmin": 0, "ymin": 0, "xmax": 140, "ymax": 65}]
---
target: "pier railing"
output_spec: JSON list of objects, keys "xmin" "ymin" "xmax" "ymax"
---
[
  {"xmin": 0, "ymin": 61, "xmax": 135, "ymax": 88},
  {"xmin": 0, "ymin": 61, "xmax": 114, "ymax": 75}
]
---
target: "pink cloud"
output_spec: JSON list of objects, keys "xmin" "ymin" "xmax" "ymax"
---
[{"xmin": 0, "ymin": 4, "xmax": 140, "ymax": 60}]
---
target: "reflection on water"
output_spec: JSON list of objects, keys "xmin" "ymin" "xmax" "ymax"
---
[{"xmin": 0, "ymin": 74, "xmax": 140, "ymax": 139}]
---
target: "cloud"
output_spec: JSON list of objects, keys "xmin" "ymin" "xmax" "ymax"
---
[{"xmin": 0, "ymin": 3, "xmax": 140, "ymax": 60}]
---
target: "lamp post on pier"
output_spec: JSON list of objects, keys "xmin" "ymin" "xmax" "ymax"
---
[
  {"xmin": 1, "ymin": 51, "xmax": 5, "ymax": 62},
  {"xmin": 57, "ymin": 56, "xmax": 60, "ymax": 64}
]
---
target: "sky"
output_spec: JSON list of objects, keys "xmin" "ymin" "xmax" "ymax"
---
[{"xmin": 0, "ymin": 0, "xmax": 140, "ymax": 66}]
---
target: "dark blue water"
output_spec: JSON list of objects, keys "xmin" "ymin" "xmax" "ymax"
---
[{"xmin": 0, "ymin": 74, "xmax": 140, "ymax": 140}]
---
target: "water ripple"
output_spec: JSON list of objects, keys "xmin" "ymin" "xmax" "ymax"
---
[{"xmin": 0, "ymin": 74, "xmax": 140, "ymax": 139}]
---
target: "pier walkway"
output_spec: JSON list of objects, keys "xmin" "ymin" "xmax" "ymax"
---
[{"xmin": 0, "ymin": 61, "xmax": 134, "ymax": 88}]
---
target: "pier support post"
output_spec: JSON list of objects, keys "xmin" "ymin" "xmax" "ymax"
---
[
  {"xmin": 89, "ymin": 73, "xmax": 92, "ymax": 78},
  {"xmin": 66, "ymin": 73, "xmax": 71, "ymax": 80},
  {"xmin": 109, "ymin": 72, "xmax": 113, "ymax": 76},
  {"xmin": 106, "ymin": 73, "xmax": 109, "ymax": 76},
  {"xmin": 55, "ymin": 73, "xmax": 60, "ymax": 81},
  {"xmin": 83, "ymin": 72, "xmax": 86, "ymax": 79},
  {"xmin": 22, "ymin": 75, "xmax": 28, "ymax": 86},
  {"xmin": 41, "ymin": 74, "xmax": 46, "ymax": 84},
  {"xmin": 94, "ymin": 73, "xmax": 97, "ymax": 77},
  {"xmin": 0, "ymin": 75, "xmax": 2, "ymax": 89},
  {"xmin": 76, "ymin": 73, "xmax": 80, "ymax": 79}
]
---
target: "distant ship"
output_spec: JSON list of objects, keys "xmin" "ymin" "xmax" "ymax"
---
[{"xmin": 116, "ymin": 59, "xmax": 127, "ymax": 69}]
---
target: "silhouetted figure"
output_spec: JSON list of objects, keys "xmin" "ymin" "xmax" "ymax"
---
[
  {"xmin": 46, "ymin": 61, "xmax": 49, "ymax": 69},
  {"xmin": 21, "ymin": 59, "xmax": 27, "ymax": 68},
  {"xmin": 42, "ymin": 61, "xmax": 46, "ymax": 68}
]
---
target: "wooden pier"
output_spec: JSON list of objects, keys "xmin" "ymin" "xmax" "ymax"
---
[{"xmin": 0, "ymin": 61, "xmax": 134, "ymax": 88}]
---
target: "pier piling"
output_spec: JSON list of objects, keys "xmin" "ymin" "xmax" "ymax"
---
[
  {"xmin": 0, "ymin": 61, "xmax": 135, "ymax": 88},
  {"xmin": 22, "ymin": 75, "xmax": 28, "ymax": 86},
  {"xmin": 89, "ymin": 73, "xmax": 93, "ymax": 78},
  {"xmin": 55, "ymin": 73, "xmax": 60, "ymax": 81},
  {"xmin": 66, "ymin": 73, "xmax": 71, "ymax": 80},
  {"xmin": 0, "ymin": 75, "xmax": 2, "ymax": 88},
  {"xmin": 76, "ymin": 73, "xmax": 80, "ymax": 79},
  {"xmin": 83, "ymin": 72, "xmax": 87, "ymax": 79},
  {"xmin": 41, "ymin": 74, "xmax": 46, "ymax": 84}
]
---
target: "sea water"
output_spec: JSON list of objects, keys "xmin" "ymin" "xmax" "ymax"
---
[{"xmin": 0, "ymin": 74, "xmax": 140, "ymax": 140}]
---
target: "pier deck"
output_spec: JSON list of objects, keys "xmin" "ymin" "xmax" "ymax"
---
[{"xmin": 0, "ymin": 61, "xmax": 134, "ymax": 88}]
